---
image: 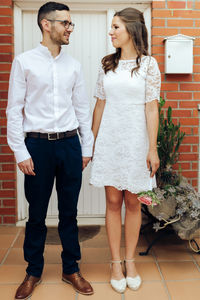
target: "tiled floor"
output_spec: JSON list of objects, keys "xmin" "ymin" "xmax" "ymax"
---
[{"xmin": 0, "ymin": 225, "xmax": 200, "ymax": 299}]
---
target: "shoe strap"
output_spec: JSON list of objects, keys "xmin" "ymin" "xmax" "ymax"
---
[
  {"xmin": 124, "ymin": 258, "xmax": 135, "ymax": 262},
  {"xmin": 111, "ymin": 260, "xmax": 122, "ymax": 264}
]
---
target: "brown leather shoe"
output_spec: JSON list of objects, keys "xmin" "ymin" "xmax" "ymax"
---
[
  {"xmin": 62, "ymin": 271, "xmax": 94, "ymax": 295},
  {"xmin": 15, "ymin": 274, "xmax": 41, "ymax": 299}
]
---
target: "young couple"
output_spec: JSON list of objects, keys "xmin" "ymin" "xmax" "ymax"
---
[{"xmin": 6, "ymin": 2, "xmax": 161, "ymax": 299}]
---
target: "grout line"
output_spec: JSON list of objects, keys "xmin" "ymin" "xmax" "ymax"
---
[
  {"xmin": 75, "ymin": 291, "xmax": 78, "ymax": 300},
  {"xmin": 0, "ymin": 229, "xmax": 22, "ymax": 266},
  {"xmin": 165, "ymin": 278, "xmax": 200, "ymax": 283},
  {"xmin": 188, "ymin": 249, "xmax": 200, "ymax": 273},
  {"xmin": 121, "ymin": 292, "xmax": 125, "ymax": 300}
]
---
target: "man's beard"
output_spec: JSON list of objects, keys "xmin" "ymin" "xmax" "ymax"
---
[{"xmin": 50, "ymin": 29, "xmax": 69, "ymax": 46}]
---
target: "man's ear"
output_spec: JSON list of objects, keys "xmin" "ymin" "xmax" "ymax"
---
[{"xmin": 41, "ymin": 19, "xmax": 51, "ymax": 33}]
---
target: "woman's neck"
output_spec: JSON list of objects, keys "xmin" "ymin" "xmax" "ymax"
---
[{"xmin": 120, "ymin": 44, "xmax": 137, "ymax": 60}]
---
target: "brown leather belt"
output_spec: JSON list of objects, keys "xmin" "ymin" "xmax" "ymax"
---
[{"xmin": 26, "ymin": 129, "xmax": 77, "ymax": 140}]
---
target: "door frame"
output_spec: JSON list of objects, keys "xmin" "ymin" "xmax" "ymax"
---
[{"xmin": 14, "ymin": 0, "xmax": 152, "ymax": 226}]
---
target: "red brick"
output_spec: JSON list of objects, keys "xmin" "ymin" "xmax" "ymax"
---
[
  {"xmin": 180, "ymin": 84, "xmax": 200, "ymax": 91},
  {"xmin": 181, "ymin": 29, "xmax": 200, "ymax": 37},
  {"xmin": 0, "ymin": 118, "xmax": 7, "ymax": 126},
  {"xmin": 0, "ymin": 26, "xmax": 12, "ymax": 34},
  {"xmin": 151, "ymin": 36, "xmax": 164, "ymax": 46},
  {"xmin": 193, "ymin": 128, "xmax": 199, "ymax": 135},
  {"xmin": 0, "ymin": 17, "xmax": 12, "ymax": 25},
  {"xmin": 0, "ymin": 63, "xmax": 11, "ymax": 72},
  {"xmin": 2, "ymin": 164, "xmax": 16, "ymax": 171},
  {"xmin": 179, "ymin": 118, "xmax": 198, "ymax": 125},
  {"xmin": 194, "ymin": 93, "xmax": 200, "ymax": 100},
  {"xmin": 152, "ymin": 28, "xmax": 179, "ymax": 36},
  {"xmin": 0, "ymin": 155, "xmax": 15, "ymax": 163},
  {"xmin": 0, "ymin": 172, "xmax": 15, "ymax": 179},
  {"xmin": 173, "ymin": 11, "xmax": 200, "ymax": 18},
  {"xmin": 179, "ymin": 153, "xmax": 198, "ymax": 161},
  {"xmin": 193, "ymin": 110, "xmax": 198, "ymax": 117},
  {"xmin": 3, "ymin": 199, "xmax": 15, "ymax": 207},
  {"xmin": 1, "ymin": 127, "xmax": 7, "ymax": 135},
  {"xmin": 180, "ymin": 127, "xmax": 192, "ymax": 135},
  {"xmin": 167, "ymin": 19, "xmax": 193, "ymax": 27},
  {"xmin": 0, "ymin": 74, "xmax": 9, "ymax": 81},
  {"xmin": 0, "ymin": 0, "xmax": 12, "ymax": 4},
  {"xmin": 166, "ymin": 92, "xmax": 192, "ymax": 100},
  {"xmin": 193, "ymin": 65, "xmax": 200, "ymax": 73},
  {"xmin": 181, "ymin": 171, "xmax": 198, "ymax": 178},
  {"xmin": 0, "ymin": 45, "xmax": 12, "ymax": 53},
  {"xmin": 0, "ymin": 190, "xmax": 15, "ymax": 198},
  {"xmin": 168, "ymin": 1, "xmax": 186, "ymax": 9},
  {"xmin": 194, "ymin": 74, "xmax": 200, "ymax": 82},
  {"xmin": 152, "ymin": 46, "xmax": 164, "ymax": 55},
  {"xmin": 194, "ymin": 48, "xmax": 200, "ymax": 55},
  {"xmin": 2, "ymin": 181, "xmax": 15, "ymax": 189},
  {"xmin": 162, "ymin": 83, "xmax": 179, "ymax": 91},
  {"xmin": 182, "ymin": 136, "xmax": 198, "ymax": 144},
  {"xmin": 152, "ymin": 1, "xmax": 166, "ymax": 9},
  {"xmin": 192, "ymin": 180, "xmax": 198, "ymax": 189},
  {"xmin": 0, "ymin": 35, "xmax": 12, "ymax": 43},
  {"xmin": 192, "ymin": 145, "xmax": 198, "ymax": 152},
  {"xmin": 0, "ymin": 8, "xmax": 12, "ymax": 16},
  {"xmin": 166, "ymin": 74, "xmax": 193, "ymax": 82},
  {"xmin": 172, "ymin": 110, "xmax": 191, "ymax": 117},
  {"xmin": 179, "ymin": 101, "xmax": 199, "ymax": 108},
  {"xmin": 3, "ymin": 216, "xmax": 16, "ymax": 224},
  {"xmin": 1, "ymin": 145, "xmax": 12, "ymax": 154},
  {"xmin": 196, "ymin": 1, "xmax": 200, "ymax": 9},
  {"xmin": 0, "ymin": 208, "xmax": 15, "ymax": 214},
  {"xmin": 192, "ymin": 163, "xmax": 198, "ymax": 170},
  {"xmin": 178, "ymin": 145, "xmax": 191, "ymax": 152},
  {"xmin": 165, "ymin": 100, "xmax": 178, "ymax": 108},
  {"xmin": 0, "ymin": 54, "xmax": 12, "ymax": 62},
  {"xmin": 152, "ymin": 10, "xmax": 173, "ymax": 18},
  {"xmin": 173, "ymin": 162, "xmax": 190, "ymax": 170},
  {"xmin": 0, "ymin": 137, "xmax": 7, "ymax": 144},
  {"xmin": 0, "ymin": 91, "xmax": 8, "ymax": 99},
  {"xmin": 152, "ymin": 19, "xmax": 165, "ymax": 27}
]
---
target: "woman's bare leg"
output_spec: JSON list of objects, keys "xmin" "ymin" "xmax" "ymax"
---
[
  {"xmin": 105, "ymin": 186, "xmax": 124, "ymax": 280},
  {"xmin": 124, "ymin": 191, "xmax": 141, "ymax": 277}
]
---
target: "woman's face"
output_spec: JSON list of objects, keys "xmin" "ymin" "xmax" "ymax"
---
[{"xmin": 109, "ymin": 16, "xmax": 131, "ymax": 48}]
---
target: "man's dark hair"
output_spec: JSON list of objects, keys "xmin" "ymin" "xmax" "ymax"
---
[{"xmin": 37, "ymin": 1, "xmax": 70, "ymax": 32}]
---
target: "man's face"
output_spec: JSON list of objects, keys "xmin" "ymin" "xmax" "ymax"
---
[{"xmin": 49, "ymin": 10, "xmax": 73, "ymax": 46}]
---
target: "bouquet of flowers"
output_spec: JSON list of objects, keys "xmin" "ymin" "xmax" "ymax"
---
[{"xmin": 137, "ymin": 190, "xmax": 160, "ymax": 207}]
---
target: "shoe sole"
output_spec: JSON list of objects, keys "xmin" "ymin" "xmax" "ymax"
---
[
  {"xmin": 62, "ymin": 277, "xmax": 94, "ymax": 295},
  {"xmin": 15, "ymin": 279, "xmax": 42, "ymax": 300}
]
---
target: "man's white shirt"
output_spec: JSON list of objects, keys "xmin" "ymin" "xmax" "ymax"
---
[{"xmin": 6, "ymin": 43, "xmax": 94, "ymax": 163}]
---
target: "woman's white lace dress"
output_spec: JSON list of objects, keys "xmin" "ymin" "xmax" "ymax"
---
[{"xmin": 90, "ymin": 56, "xmax": 161, "ymax": 193}]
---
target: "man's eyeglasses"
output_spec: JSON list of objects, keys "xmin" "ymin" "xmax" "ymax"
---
[{"xmin": 47, "ymin": 19, "xmax": 75, "ymax": 30}]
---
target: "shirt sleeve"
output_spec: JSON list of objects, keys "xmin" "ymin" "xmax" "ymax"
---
[
  {"xmin": 94, "ymin": 64, "xmax": 106, "ymax": 100},
  {"xmin": 145, "ymin": 56, "xmax": 161, "ymax": 103},
  {"xmin": 72, "ymin": 65, "xmax": 94, "ymax": 157},
  {"xmin": 6, "ymin": 56, "xmax": 31, "ymax": 163}
]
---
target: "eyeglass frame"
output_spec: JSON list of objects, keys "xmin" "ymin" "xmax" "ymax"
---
[{"xmin": 46, "ymin": 19, "xmax": 75, "ymax": 30}]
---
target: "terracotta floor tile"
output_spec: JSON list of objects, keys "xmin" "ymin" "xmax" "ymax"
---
[
  {"xmin": 12, "ymin": 234, "xmax": 25, "ymax": 248},
  {"xmin": 0, "ymin": 234, "xmax": 17, "ymax": 248},
  {"xmin": 166, "ymin": 280, "xmax": 200, "ymax": 300},
  {"xmin": 125, "ymin": 246, "xmax": 155, "ymax": 262},
  {"xmin": 125, "ymin": 281, "xmax": 169, "ymax": 300},
  {"xmin": 42, "ymin": 264, "xmax": 62, "ymax": 283},
  {"xmin": 0, "ymin": 226, "xmax": 22, "ymax": 235},
  {"xmin": 80, "ymin": 263, "xmax": 110, "ymax": 282},
  {"xmin": 78, "ymin": 283, "xmax": 121, "ymax": 300},
  {"xmin": 136, "ymin": 262, "xmax": 161, "ymax": 281},
  {"xmin": 159, "ymin": 261, "xmax": 200, "ymax": 281},
  {"xmin": 31, "ymin": 283, "xmax": 76, "ymax": 300},
  {"xmin": 153, "ymin": 245, "xmax": 192, "ymax": 261},
  {"xmin": 4, "ymin": 248, "xmax": 26, "ymax": 265},
  {"xmin": 44, "ymin": 245, "xmax": 62, "ymax": 264},
  {"xmin": 0, "ymin": 248, "xmax": 8, "ymax": 263},
  {"xmin": 0, "ymin": 284, "xmax": 19, "ymax": 300},
  {"xmin": 0, "ymin": 265, "xmax": 27, "ymax": 283},
  {"xmin": 81, "ymin": 248, "xmax": 111, "ymax": 263},
  {"xmin": 82, "ymin": 234, "xmax": 109, "ymax": 248}
]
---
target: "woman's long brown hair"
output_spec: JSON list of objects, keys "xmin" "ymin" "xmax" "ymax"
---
[{"xmin": 102, "ymin": 7, "xmax": 149, "ymax": 76}]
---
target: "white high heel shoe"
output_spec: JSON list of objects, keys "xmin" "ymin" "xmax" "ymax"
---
[
  {"xmin": 124, "ymin": 259, "xmax": 142, "ymax": 291},
  {"xmin": 110, "ymin": 260, "xmax": 126, "ymax": 293}
]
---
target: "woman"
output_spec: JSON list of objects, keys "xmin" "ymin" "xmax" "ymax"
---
[{"xmin": 90, "ymin": 8, "xmax": 161, "ymax": 293}]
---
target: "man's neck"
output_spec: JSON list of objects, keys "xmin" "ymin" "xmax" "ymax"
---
[{"xmin": 41, "ymin": 40, "xmax": 61, "ymax": 58}]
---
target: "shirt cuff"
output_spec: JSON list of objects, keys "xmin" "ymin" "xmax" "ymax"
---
[
  {"xmin": 81, "ymin": 132, "xmax": 94, "ymax": 157},
  {"xmin": 14, "ymin": 149, "xmax": 31, "ymax": 164}
]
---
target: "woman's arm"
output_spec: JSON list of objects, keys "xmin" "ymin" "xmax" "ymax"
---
[
  {"xmin": 92, "ymin": 98, "xmax": 106, "ymax": 141},
  {"xmin": 145, "ymin": 99, "xmax": 160, "ymax": 177}
]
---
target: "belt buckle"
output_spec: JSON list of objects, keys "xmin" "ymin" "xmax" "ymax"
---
[{"xmin": 48, "ymin": 133, "xmax": 59, "ymax": 140}]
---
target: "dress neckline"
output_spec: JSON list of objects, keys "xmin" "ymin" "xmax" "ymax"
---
[{"xmin": 119, "ymin": 55, "xmax": 147, "ymax": 62}]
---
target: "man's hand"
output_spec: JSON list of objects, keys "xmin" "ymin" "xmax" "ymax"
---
[
  {"xmin": 18, "ymin": 158, "xmax": 35, "ymax": 176},
  {"xmin": 82, "ymin": 157, "xmax": 91, "ymax": 170}
]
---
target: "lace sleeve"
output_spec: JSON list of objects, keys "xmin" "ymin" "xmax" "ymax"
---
[
  {"xmin": 145, "ymin": 57, "xmax": 161, "ymax": 103},
  {"xmin": 94, "ymin": 65, "xmax": 106, "ymax": 100}
]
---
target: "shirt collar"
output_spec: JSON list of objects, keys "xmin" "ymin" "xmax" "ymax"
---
[{"xmin": 37, "ymin": 43, "xmax": 64, "ymax": 60}]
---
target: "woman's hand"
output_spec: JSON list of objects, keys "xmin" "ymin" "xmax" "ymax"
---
[{"xmin": 146, "ymin": 149, "xmax": 160, "ymax": 177}]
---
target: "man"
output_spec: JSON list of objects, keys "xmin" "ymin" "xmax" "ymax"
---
[{"xmin": 6, "ymin": 2, "xmax": 94, "ymax": 299}]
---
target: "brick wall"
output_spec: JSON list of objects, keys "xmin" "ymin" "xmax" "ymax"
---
[
  {"xmin": 0, "ymin": 0, "xmax": 200, "ymax": 224},
  {"xmin": 152, "ymin": 0, "xmax": 200, "ymax": 188},
  {"xmin": 0, "ymin": 0, "xmax": 16, "ymax": 224}
]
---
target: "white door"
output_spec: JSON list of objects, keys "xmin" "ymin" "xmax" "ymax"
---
[{"xmin": 15, "ymin": 2, "xmax": 151, "ymax": 225}]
